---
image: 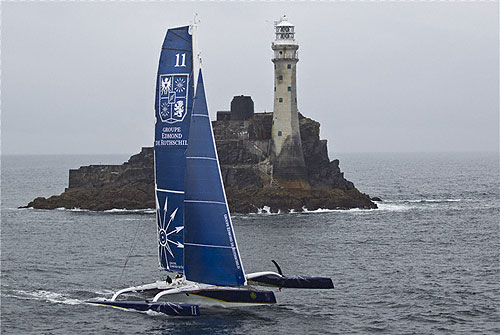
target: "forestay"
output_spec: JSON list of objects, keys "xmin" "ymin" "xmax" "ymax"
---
[
  {"xmin": 154, "ymin": 26, "xmax": 195, "ymax": 273},
  {"xmin": 183, "ymin": 71, "xmax": 246, "ymax": 286}
]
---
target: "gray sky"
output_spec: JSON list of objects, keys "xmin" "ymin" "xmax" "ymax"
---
[{"xmin": 2, "ymin": 2, "xmax": 498, "ymax": 155}]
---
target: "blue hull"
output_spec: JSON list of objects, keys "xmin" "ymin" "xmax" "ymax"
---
[
  {"xmin": 192, "ymin": 288, "xmax": 276, "ymax": 304},
  {"xmin": 87, "ymin": 300, "xmax": 200, "ymax": 316},
  {"xmin": 249, "ymin": 274, "xmax": 334, "ymax": 289}
]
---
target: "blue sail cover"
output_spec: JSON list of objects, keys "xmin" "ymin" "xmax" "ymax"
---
[
  {"xmin": 184, "ymin": 71, "xmax": 246, "ymax": 286},
  {"xmin": 154, "ymin": 26, "xmax": 194, "ymax": 273}
]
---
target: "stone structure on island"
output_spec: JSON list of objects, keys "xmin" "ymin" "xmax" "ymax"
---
[{"xmin": 24, "ymin": 16, "xmax": 377, "ymax": 213}]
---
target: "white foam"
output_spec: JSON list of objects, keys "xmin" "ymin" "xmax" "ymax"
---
[
  {"xmin": 371, "ymin": 198, "xmax": 464, "ymax": 211},
  {"xmin": 300, "ymin": 207, "xmax": 391, "ymax": 214},
  {"xmin": 256, "ymin": 206, "xmax": 280, "ymax": 215},
  {"xmin": 144, "ymin": 310, "xmax": 164, "ymax": 317},
  {"xmin": 300, "ymin": 208, "xmax": 337, "ymax": 214},
  {"xmin": 375, "ymin": 202, "xmax": 414, "ymax": 212},
  {"xmin": 239, "ymin": 199, "xmax": 443, "ymax": 215},
  {"xmin": 94, "ymin": 289, "xmax": 116, "ymax": 296},
  {"xmin": 253, "ymin": 206, "xmax": 378, "ymax": 215},
  {"xmin": 273, "ymin": 203, "xmax": 416, "ymax": 214},
  {"xmin": 55, "ymin": 207, "xmax": 90, "ymax": 212},
  {"xmin": 12, "ymin": 289, "xmax": 83, "ymax": 305},
  {"xmin": 87, "ymin": 296, "xmax": 109, "ymax": 302},
  {"xmin": 393, "ymin": 199, "xmax": 462, "ymax": 203},
  {"xmin": 50, "ymin": 207, "xmax": 156, "ymax": 214},
  {"xmin": 104, "ymin": 208, "xmax": 155, "ymax": 214}
]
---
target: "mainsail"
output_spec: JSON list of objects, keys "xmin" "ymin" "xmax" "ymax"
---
[
  {"xmin": 183, "ymin": 71, "xmax": 246, "ymax": 286},
  {"xmin": 154, "ymin": 26, "xmax": 196, "ymax": 273}
]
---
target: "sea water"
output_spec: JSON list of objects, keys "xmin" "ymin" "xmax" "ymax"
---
[{"xmin": 1, "ymin": 152, "xmax": 498, "ymax": 334}]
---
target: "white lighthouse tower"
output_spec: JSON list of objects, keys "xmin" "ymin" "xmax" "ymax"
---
[{"xmin": 270, "ymin": 16, "xmax": 308, "ymax": 186}]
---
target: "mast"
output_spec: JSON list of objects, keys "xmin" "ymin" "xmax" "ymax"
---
[{"xmin": 190, "ymin": 21, "xmax": 201, "ymax": 95}]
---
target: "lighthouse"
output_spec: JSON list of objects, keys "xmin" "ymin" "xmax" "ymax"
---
[{"xmin": 270, "ymin": 16, "xmax": 308, "ymax": 186}]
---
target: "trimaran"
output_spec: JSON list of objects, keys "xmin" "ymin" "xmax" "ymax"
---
[{"xmin": 89, "ymin": 24, "xmax": 333, "ymax": 317}]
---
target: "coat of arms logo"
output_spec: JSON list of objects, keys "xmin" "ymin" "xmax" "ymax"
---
[{"xmin": 158, "ymin": 74, "xmax": 189, "ymax": 123}]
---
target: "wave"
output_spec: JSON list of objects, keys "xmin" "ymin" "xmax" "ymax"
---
[
  {"xmin": 25, "ymin": 199, "xmax": 465, "ymax": 217},
  {"xmin": 248, "ymin": 206, "xmax": 373, "ymax": 215},
  {"xmin": 392, "ymin": 199, "xmax": 462, "ymax": 203},
  {"xmin": 93, "ymin": 289, "xmax": 116, "ymax": 296},
  {"xmin": 103, "ymin": 208, "xmax": 155, "ymax": 214},
  {"xmin": 252, "ymin": 206, "xmax": 381, "ymax": 215},
  {"xmin": 300, "ymin": 206, "xmax": 414, "ymax": 213},
  {"xmin": 256, "ymin": 206, "xmax": 281, "ymax": 215},
  {"xmin": 87, "ymin": 296, "xmax": 109, "ymax": 302},
  {"xmin": 253, "ymin": 206, "xmax": 376, "ymax": 215},
  {"xmin": 9, "ymin": 289, "xmax": 84, "ymax": 305},
  {"xmin": 375, "ymin": 202, "xmax": 415, "ymax": 212},
  {"xmin": 55, "ymin": 207, "xmax": 90, "ymax": 212},
  {"xmin": 372, "ymin": 198, "xmax": 466, "ymax": 211},
  {"xmin": 24, "ymin": 207, "xmax": 156, "ymax": 214},
  {"xmin": 229, "ymin": 197, "xmax": 467, "ymax": 217},
  {"xmin": 301, "ymin": 207, "xmax": 362, "ymax": 214},
  {"xmin": 250, "ymin": 203, "xmax": 418, "ymax": 215}
]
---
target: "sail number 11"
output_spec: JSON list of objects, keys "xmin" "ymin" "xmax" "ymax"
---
[{"xmin": 175, "ymin": 53, "xmax": 186, "ymax": 67}]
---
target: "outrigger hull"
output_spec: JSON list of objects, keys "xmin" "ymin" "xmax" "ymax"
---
[
  {"xmin": 247, "ymin": 271, "xmax": 334, "ymax": 289},
  {"xmin": 87, "ymin": 300, "xmax": 200, "ymax": 316}
]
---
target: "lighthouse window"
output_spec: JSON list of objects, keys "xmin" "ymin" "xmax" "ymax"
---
[
  {"xmin": 287, "ymin": 64, "xmax": 291, "ymax": 69},
  {"xmin": 278, "ymin": 131, "xmax": 282, "ymax": 136},
  {"xmin": 274, "ymin": 87, "xmax": 276, "ymax": 91},
  {"xmin": 288, "ymin": 86, "xmax": 291, "ymax": 91},
  {"xmin": 279, "ymin": 98, "xmax": 283, "ymax": 102},
  {"xmin": 278, "ymin": 75, "xmax": 283, "ymax": 80}
]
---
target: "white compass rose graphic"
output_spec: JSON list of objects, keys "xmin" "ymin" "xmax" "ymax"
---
[
  {"xmin": 156, "ymin": 195, "xmax": 184, "ymax": 264},
  {"xmin": 174, "ymin": 78, "xmax": 186, "ymax": 93}
]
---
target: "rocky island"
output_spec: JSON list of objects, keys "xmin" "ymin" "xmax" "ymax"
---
[
  {"xmin": 26, "ymin": 18, "xmax": 377, "ymax": 213},
  {"xmin": 25, "ymin": 96, "xmax": 376, "ymax": 213}
]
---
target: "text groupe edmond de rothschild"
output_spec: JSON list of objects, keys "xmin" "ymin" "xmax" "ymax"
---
[{"xmin": 156, "ymin": 126, "xmax": 188, "ymax": 146}]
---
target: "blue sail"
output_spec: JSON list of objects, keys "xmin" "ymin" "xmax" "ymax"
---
[
  {"xmin": 184, "ymin": 71, "xmax": 246, "ymax": 286},
  {"xmin": 154, "ymin": 26, "xmax": 195, "ymax": 273}
]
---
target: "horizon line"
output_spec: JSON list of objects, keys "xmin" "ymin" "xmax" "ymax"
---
[{"xmin": 1, "ymin": 150, "xmax": 498, "ymax": 157}]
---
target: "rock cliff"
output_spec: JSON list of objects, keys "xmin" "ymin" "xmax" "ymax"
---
[{"xmin": 25, "ymin": 113, "xmax": 376, "ymax": 213}]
